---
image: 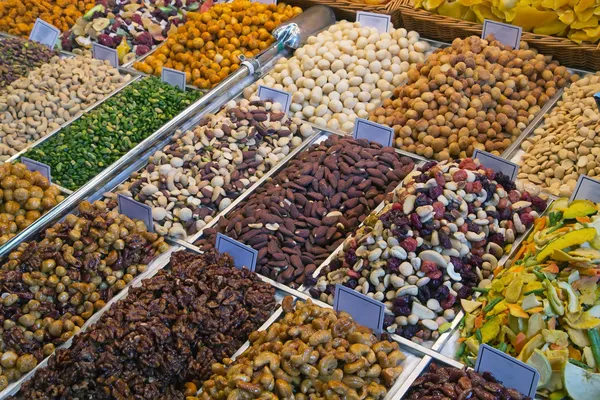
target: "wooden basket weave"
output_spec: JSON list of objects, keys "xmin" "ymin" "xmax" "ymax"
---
[
  {"xmin": 284, "ymin": 0, "xmax": 403, "ymax": 28},
  {"xmin": 398, "ymin": 0, "xmax": 600, "ymax": 71}
]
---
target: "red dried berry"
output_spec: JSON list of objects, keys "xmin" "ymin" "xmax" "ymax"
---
[
  {"xmin": 459, "ymin": 159, "xmax": 477, "ymax": 170},
  {"xmin": 427, "ymin": 269, "xmax": 443, "ymax": 280},
  {"xmin": 508, "ymin": 190, "xmax": 521, "ymax": 203},
  {"xmin": 519, "ymin": 212, "xmax": 535, "ymax": 227},
  {"xmin": 420, "ymin": 260, "xmax": 438, "ymax": 274},
  {"xmin": 472, "ymin": 181, "xmax": 483, "ymax": 193},
  {"xmin": 432, "ymin": 201, "xmax": 445, "ymax": 219},
  {"xmin": 465, "ymin": 182, "xmax": 474, "ymax": 193},
  {"xmin": 392, "ymin": 202, "xmax": 403, "ymax": 211},
  {"xmin": 400, "ymin": 237, "xmax": 418, "ymax": 252},
  {"xmin": 434, "ymin": 171, "xmax": 446, "ymax": 186},
  {"xmin": 453, "ymin": 170, "xmax": 468, "ymax": 182},
  {"xmin": 441, "ymin": 294, "xmax": 456, "ymax": 309}
]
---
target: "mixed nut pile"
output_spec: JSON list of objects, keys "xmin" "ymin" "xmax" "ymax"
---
[
  {"xmin": 0, "ymin": 37, "xmax": 57, "ymax": 90},
  {"xmin": 0, "ymin": 56, "xmax": 132, "ymax": 160},
  {"xmin": 195, "ymin": 135, "xmax": 415, "ymax": 287},
  {"xmin": 370, "ymin": 36, "xmax": 573, "ymax": 160},
  {"xmin": 107, "ymin": 97, "xmax": 314, "ymax": 239},
  {"xmin": 0, "ymin": 200, "xmax": 167, "ymax": 390},
  {"xmin": 24, "ymin": 77, "xmax": 200, "ymax": 190},
  {"xmin": 195, "ymin": 297, "xmax": 407, "ymax": 400},
  {"xmin": 406, "ymin": 364, "xmax": 532, "ymax": 400},
  {"xmin": 244, "ymin": 21, "xmax": 432, "ymax": 133},
  {"xmin": 13, "ymin": 250, "xmax": 276, "ymax": 399},
  {"xmin": 134, "ymin": 0, "xmax": 302, "ymax": 88},
  {"xmin": 309, "ymin": 158, "xmax": 547, "ymax": 342},
  {"xmin": 0, "ymin": 162, "xmax": 65, "ymax": 245},
  {"xmin": 519, "ymin": 72, "xmax": 600, "ymax": 197}
]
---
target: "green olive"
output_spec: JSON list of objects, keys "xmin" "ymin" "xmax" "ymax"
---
[
  {"xmin": 16, "ymin": 354, "xmax": 37, "ymax": 373},
  {"xmin": 0, "ymin": 351, "xmax": 18, "ymax": 368}
]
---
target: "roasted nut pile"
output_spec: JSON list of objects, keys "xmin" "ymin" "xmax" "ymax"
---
[
  {"xmin": 195, "ymin": 297, "xmax": 406, "ymax": 400},
  {"xmin": 519, "ymin": 73, "xmax": 600, "ymax": 197},
  {"xmin": 406, "ymin": 364, "xmax": 531, "ymax": 400},
  {"xmin": 0, "ymin": 200, "xmax": 167, "ymax": 390},
  {"xmin": 134, "ymin": 0, "xmax": 302, "ymax": 88},
  {"xmin": 0, "ymin": 37, "xmax": 57, "ymax": 90},
  {"xmin": 370, "ymin": 36, "xmax": 573, "ymax": 160},
  {"xmin": 309, "ymin": 158, "xmax": 547, "ymax": 342},
  {"xmin": 244, "ymin": 21, "xmax": 431, "ymax": 133},
  {"xmin": 0, "ymin": 163, "xmax": 65, "ymax": 245},
  {"xmin": 0, "ymin": 0, "xmax": 94, "ymax": 36},
  {"xmin": 24, "ymin": 77, "xmax": 200, "ymax": 190},
  {"xmin": 195, "ymin": 135, "xmax": 415, "ymax": 288},
  {"xmin": 0, "ymin": 56, "xmax": 132, "ymax": 160},
  {"xmin": 61, "ymin": 0, "xmax": 204, "ymax": 64},
  {"xmin": 13, "ymin": 250, "xmax": 277, "ymax": 399},
  {"xmin": 107, "ymin": 97, "xmax": 314, "ymax": 239}
]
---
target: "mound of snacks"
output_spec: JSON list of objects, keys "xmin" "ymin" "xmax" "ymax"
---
[
  {"xmin": 0, "ymin": 37, "xmax": 57, "ymax": 90},
  {"xmin": 309, "ymin": 158, "xmax": 547, "ymax": 342}
]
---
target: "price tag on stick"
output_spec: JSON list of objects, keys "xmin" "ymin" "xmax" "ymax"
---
[
  {"xmin": 594, "ymin": 92, "xmax": 600, "ymax": 111},
  {"xmin": 353, "ymin": 118, "xmax": 394, "ymax": 147},
  {"xmin": 257, "ymin": 85, "xmax": 291, "ymax": 113},
  {"xmin": 21, "ymin": 157, "xmax": 51, "ymax": 182},
  {"xmin": 333, "ymin": 284, "xmax": 385, "ymax": 334},
  {"xmin": 29, "ymin": 19, "xmax": 60, "ymax": 48},
  {"xmin": 92, "ymin": 43, "xmax": 119, "ymax": 68},
  {"xmin": 161, "ymin": 67, "xmax": 186, "ymax": 91},
  {"xmin": 482, "ymin": 19, "xmax": 522, "ymax": 49},
  {"xmin": 117, "ymin": 194, "xmax": 154, "ymax": 232},
  {"xmin": 356, "ymin": 12, "xmax": 391, "ymax": 34},
  {"xmin": 476, "ymin": 344, "xmax": 539, "ymax": 398},
  {"xmin": 216, "ymin": 233, "xmax": 258, "ymax": 272},
  {"xmin": 473, "ymin": 149, "xmax": 519, "ymax": 181},
  {"xmin": 570, "ymin": 175, "xmax": 600, "ymax": 202}
]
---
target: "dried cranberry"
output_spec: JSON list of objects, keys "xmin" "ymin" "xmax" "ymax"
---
[
  {"xmin": 409, "ymin": 213, "xmax": 422, "ymax": 230},
  {"xmin": 440, "ymin": 294, "xmax": 456, "ymax": 309},
  {"xmin": 421, "ymin": 261, "xmax": 438, "ymax": 274},
  {"xmin": 392, "ymin": 202, "xmax": 403, "ymax": 211},
  {"xmin": 427, "ymin": 269, "xmax": 443, "ymax": 279},
  {"xmin": 507, "ymin": 190, "xmax": 521, "ymax": 203},
  {"xmin": 386, "ymin": 257, "xmax": 402, "ymax": 273},
  {"xmin": 429, "ymin": 186, "xmax": 443, "ymax": 199},
  {"xmin": 400, "ymin": 238, "xmax": 418, "ymax": 252},
  {"xmin": 419, "ymin": 161, "xmax": 437, "ymax": 172},
  {"xmin": 471, "ymin": 181, "xmax": 483, "ymax": 193},
  {"xmin": 531, "ymin": 196, "xmax": 547, "ymax": 212},
  {"xmin": 520, "ymin": 191, "xmax": 532, "ymax": 202},
  {"xmin": 433, "ymin": 171, "xmax": 446, "ymax": 186},
  {"xmin": 344, "ymin": 249, "xmax": 357, "ymax": 266},
  {"xmin": 453, "ymin": 170, "xmax": 468, "ymax": 182},
  {"xmin": 519, "ymin": 212, "xmax": 535, "ymax": 227},
  {"xmin": 432, "ymin": 201, "xmax": 445, "ymax": 219},
  {"xmin": 459, "ymin": 159, "xmax": 478, "ymax": 170},
  {"xmin": 487, "ymin": 233, "xmax": 505, "ymax": 246},
  {"xmin": 438, "ymin": 232, "xmax": 452, "ymax": 249}
]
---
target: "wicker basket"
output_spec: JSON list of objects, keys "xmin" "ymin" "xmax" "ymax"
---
[
  {"xmin": 284, "ymin": 0, "xmax": 403, "ymax": 28},
  {"xmin": 398, "ymin": 0, "xmax": 600, "ymax": 71}
]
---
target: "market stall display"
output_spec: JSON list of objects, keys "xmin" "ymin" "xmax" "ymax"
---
[
  {"xmin": 518, "ymin": 72, "xmax": 600, "ymax": 197},
  {"xmin": 106, "ymin": 97, "xmax": 315, "ymax": 239},
  {"xmin": 61, "ymin": 0, "xmax": 206, "ymax": 65},
  {"xmin": 458, "ymin": 198, "xmax": 600, "ymax": 399},
  {"xmin": 12, "ymin": 250, "xmax": 277, "ymax": 399},
  {"xmin": 0, "ymin": 0, "xmax": 95, "ymax": 37},
  {"xmin": 0, "ymin": 37, "xmax": 58, "ymax": 91},
  {"xmin": 194, "ymin": 135, "xmax": 416, "ymax": 288},
  {"xmin": 370, "ymin": 36, "xmax": 573, "ymax": 160},
  {"xmin": 0, "ymin": 200, "xmax": 167, "ymax": 390},
  {"xmin": 0, "ymin": 163, "xmax": 65, "ymax": 246},
  {"xmin": 0, "ymin": 56, "xmax": 132, "ymax": 161},
  {"xmin": 133, "ymin": 0, "xmax": 303, "ymax": 88},
  {"xmin": 308, "ymin": 158, "xmax": 547, "ymax": 342},
  {"xmin": 244, "ymin": 21, "xmax": 432, "ymax": 133},
  {"xmin": 195, "ymin": 297, "xmax": 407, "ymax": 399},
  {"xmin": 23, "ymin": 77, "xmax": 200, "ymax": 191}
]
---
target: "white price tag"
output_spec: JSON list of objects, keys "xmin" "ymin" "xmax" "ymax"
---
[
  {"xmin": 356, "ymin": 12, "xmax": 391, "ymax": 34},
  {"xmin": 353, "ymin": 118, "xmax": 394, "ymax": 147},
  {"xmin": 257, "ymin": 85, "xmax": 292, "ymax": 113},
  {"xmin": 334, "ymin": 284, "xmax": 385, "ymax": 334},
  {"xmin": 476, "ymin": 344, "xmax": 539, "ymax": 398},
  {"xmin": 92, "ymin": 43, "xmax": 119, "ymax": 68},
  {"xmin": 482, "ymin": 19, "xmax": 522, "ymax": 49},
  {"xmin": 118, "ymin": 194, "xmax": 154, "ymax": 232},
  {"xmin": 473, "ymin": 149, "xmax": 519, "ymax": 181},
  {"xmin": 216, "ymin": 233, "xmax": 258, "ymax": 272},
  {"xmin": 570, "ymin": 175, "xmax": 600, "ymax": 203},
  {"xmin": 21, "ymin": 157, "xmax": 51, "ymax": 182},
  {"xmin": 161, "ymin": 67, "xmax": 186, "ymax": 91},
  {"xmin": 29, "ymin": 19, "xmax": 60, "ymax": 48}
]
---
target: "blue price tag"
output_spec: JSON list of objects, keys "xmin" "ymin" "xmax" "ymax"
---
[
  {"xmin": 473, "ymin": 149, "xmax": 519, "ymax": 181},
  {"xmin": 333, "ymin": 284, "xmax": 385, "ymax": 334},
  {"xmin": 257, "ymin": 85, "xmax": 291, "ymax": 113},
  {"xmin": 594, "ymin": 92, "xmax": 600, "ymax": 111},
  {"xmin": 161, "ymin": 67, "xmax": 186, "ymax": 91},
  {"xmin": 482, "ymin": 20, "xmax": 522, "ymax": 49},
  {"xmin": 92, "ymin": 42, "xmax": 119, "ymax": 68},
  {"xmin": 29, "ymin": 19, "xmax": 60, "ymax": 48},
  {"xmin": 353, "ymin": 118, "xmax": 394, "ymax": 147},
  {"xmin": 117, "ymin": 194, "xmax": 154, "ymax": 232},
  {"xmin": 571, "ymin": 175, "xmax": 600, "ymax": 203},
  {"xmin": 216, "ymin": 233, "xmax": 258, "ymax": 271},
  {"xmin": 21, "ymin": 157, "xmax": 51, "ymax": 182},
  {"xmin": 356, "ymin": 12, "xmax": 391, "ymax": 34},
  {"xmin": 476, "ymin": 344, "xmax": 539, "ymax": 398}
]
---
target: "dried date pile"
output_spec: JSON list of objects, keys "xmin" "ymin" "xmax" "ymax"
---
[
  {"xmin": 0, "ymin": 200, "xmax": 167, "ymax": 390},
  {"xmin": 195, "ymin": 135, "xmax": 415, "ymax": 288},
  {"xmin": 406, "ymin": 364, "xmax": 531, "ymax": 400},
  {"xmin": 12, "ymin": 251, "xmax": 277, "ymax": 399}
]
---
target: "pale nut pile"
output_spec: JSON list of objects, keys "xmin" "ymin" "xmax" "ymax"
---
[
  {"xmin": 0, "ymin": 56, "xmax": 131, "ymax": 161},
  {"xmin": 371, "ymin": 36, "xmax": 572, "ymax": 160},
  {"xmin": 195, "ymin": 297, "xmax": 406, "ymax": 400},
  {"xmin": 308, "ymin": 159, "xmax": 547, "ymax": 343},
  {"xmin": 519, "ymin": 73, "xmax": 600, "ymax": 197},
  {"xmin": 243, "ymin": 21, "xmax": 431, "ymax": 133},
  {"xmin": 107, "ymin": 97, "xmax": 314, "ymax": 239}
]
